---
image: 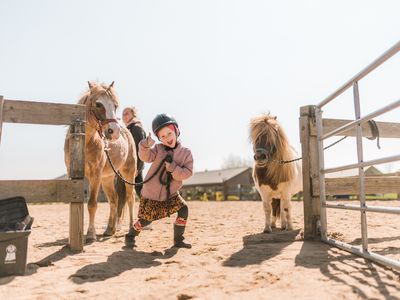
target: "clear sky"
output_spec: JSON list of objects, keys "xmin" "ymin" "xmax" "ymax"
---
[{"xmin": 1, "ymin": 0, "xmax": 400, "ymax": 179}]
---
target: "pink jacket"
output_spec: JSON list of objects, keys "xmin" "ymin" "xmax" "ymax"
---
[{"xmin": 138, "ymin": 141, "xmax": 194, "ymax": 201}]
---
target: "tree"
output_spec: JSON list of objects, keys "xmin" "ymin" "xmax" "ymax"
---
[{"xmin": 221, "ymin": 154, "xmax": 252, "ymax": 169}]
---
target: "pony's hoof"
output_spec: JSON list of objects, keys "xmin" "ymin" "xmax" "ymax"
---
[
  {"xmin": 271, "ymin": 223, "xmax": 276, "ymax": 228},
  {"xmin": 86, "ymin": 234, "xmax": 96, "ymax": 243},
  {"xmin": 263, "ymin": 226, "xmax": 272, "ymax": 233},
  {"xmin": 103, "ymin": 228, "xmax": 115, "ymax": 236},
  {"xmin": 286, "ymin": 224, "xmax": 293, "ymax": 231},
  {"xmin": 86, "ymin": 229, "xmax": 96, "ymax": 242}
]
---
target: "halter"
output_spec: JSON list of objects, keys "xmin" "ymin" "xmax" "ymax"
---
[
  {"xmin": 253, "ymin": 144, "xmax": 276, "ymax": 162},
  {"xmin": 85, "ymin": 94, "xmax": 119, "ymax": 139}
]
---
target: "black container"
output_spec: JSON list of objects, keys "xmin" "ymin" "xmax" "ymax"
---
[{"xmin": 0, "ymin": 196, "xmax": 33, "ymax": 276}]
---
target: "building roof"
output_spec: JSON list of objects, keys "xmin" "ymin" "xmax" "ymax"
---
[
  {"xmin": 325, "ymin": 166, "xmax": 383, "ymax": 178},
  {"xmin": 183, "ymin": 167, "xmax": 251, "ymax": 186}
]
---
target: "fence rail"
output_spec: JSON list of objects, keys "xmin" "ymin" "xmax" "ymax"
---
[
  {"xmin": 0, "ymin": 97, "xmax": 86, "ymax": 251},
  {"xmin": 300, "ymin": 40, "xmax": 400, "ymax": 271}
]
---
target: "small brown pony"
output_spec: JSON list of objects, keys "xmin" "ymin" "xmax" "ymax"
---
[
  {"xmin": 250, "ymin": 113, "xmax": 302, "ymax": 233},
  {"xmin": 64, "ymin": 81, "xmax": 136, "ymax": 242}
]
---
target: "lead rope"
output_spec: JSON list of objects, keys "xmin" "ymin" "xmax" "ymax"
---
[
  {"xmin": 274, "ymin": 120, "xmax": 381, "ymax": 165},
  {"xmin": 272, "ymin": 135, "xmax": 348, "ymax": 164},
  {"xmin": 104, "ymin": 139, "xmax": 165, "ymax": 186},
  {"xmin": 104, "ymin": 140, "xmax": 173, "ymax": 215},
  {"xmin": 159, "ymin": 167, "xmax": 173, "ymax": 217}
]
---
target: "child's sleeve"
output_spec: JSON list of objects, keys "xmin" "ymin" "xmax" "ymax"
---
[
  {"xmin": 138, "ymin": 140, "xmax": 158, "ymax": 163},
  {"xmin": 166, "ymin": 150, "xmax": 194, "ymax": 181}
]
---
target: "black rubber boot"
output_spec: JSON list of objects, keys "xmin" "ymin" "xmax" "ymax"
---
[
  {"xmin": 124, "ymin": 227, "xmax": 140, "ymax": 248},
  {"xmin": 173, "ymin": 224, "xmax": 192, "ymax": 248}
]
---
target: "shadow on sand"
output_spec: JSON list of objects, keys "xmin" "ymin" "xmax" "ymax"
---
[
  {"xmin": 295, "ymin": 238, "xmax": 400, "ymax": 299},
  {"xmin": 70, "ymin": 247, "xmax": 179, "ymax": 284},
  {"xmin": 20, "ymin": 235, "xmax": 120, "ymax": 279},
  {"xmin": 223, "ymin": 229, "xmax": 301, "ymax": 267}
]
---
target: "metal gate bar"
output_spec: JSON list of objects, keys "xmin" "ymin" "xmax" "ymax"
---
[
  {"xmin": 322, "ymin": 99, "xmax": 400, "ymax": 140},
  {"xmin": 314, "ymin": 40, "xmax": 400, "ymax": 271},
  {"xmin": 323, "ymin": 154, "xmax": 400, "ymax": 174},
  {"xmin": 324, "ymin": 204, "xmax": 400, "ymax": 214}
]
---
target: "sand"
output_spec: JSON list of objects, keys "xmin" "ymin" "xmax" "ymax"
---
[{"xmin": 0, "ymin": 200, "xmax": 400, "ymax": 300}]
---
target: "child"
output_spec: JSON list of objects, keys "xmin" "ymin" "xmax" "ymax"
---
[
  {"xmin": 122, "ymin": 106, "xmax": 146, "ymax": 196},
  {"xmin": 124, "ymin": 113, "xmax": 194, "ymax": 249}
]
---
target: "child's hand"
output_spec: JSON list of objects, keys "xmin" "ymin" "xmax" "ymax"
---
[
  {"xmin": 143, "ymin": 132, "xmax": 155, "ymax": 147},
  {"xmin": 165, "ymin": 154, "xmax": 173, "ymax": 171}
]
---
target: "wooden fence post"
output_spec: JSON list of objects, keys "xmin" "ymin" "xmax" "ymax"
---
[
  {"xmin": 300, "ymin": 105, "xmax": 320, "ymax": 239},
  {"xmin": 69, "ymin": 120, "xmax": 85, "ymax": 251}
]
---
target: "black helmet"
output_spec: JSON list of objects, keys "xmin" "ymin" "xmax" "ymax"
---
[{"xmin": 152, "ymin": 113, "xmax": 179, "ymax": 136}]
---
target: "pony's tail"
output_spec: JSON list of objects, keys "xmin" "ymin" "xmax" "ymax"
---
[
  {"xmin": 116, "ymin": 177, "xmax": 127, "ymax": 218},
  {"xmin": 272, "ymin": 198, "xmax": 280, "ymax": 219}
]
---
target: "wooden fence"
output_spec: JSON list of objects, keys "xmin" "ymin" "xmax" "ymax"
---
[{"xmin": 0, "ymin": 96, "xmax": 86, "ymax": 251}]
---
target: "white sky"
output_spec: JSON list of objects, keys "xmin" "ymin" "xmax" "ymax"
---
[{"xmin": 1, "ymin": 0, "xmax": 400, "ymax": 179}]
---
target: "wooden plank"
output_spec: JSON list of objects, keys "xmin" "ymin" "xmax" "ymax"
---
[
  {"xmin": 3, "ymin": 99, "xmax": 86, "ymax": 125},
  {"xmin": 312, "ymin": 176, "xmax": 400, "ymax": 195},
  {"xmin": 300, "ymin": 105, "xmax": 321, "ymax": 239},
  {"xmin": 0, "ymin": 179, "xmax": 84, "ymax": 203},
  {"xmin": 0, "ymin": 96, "xmax": 4, "ymax": 145},
  {"xmin": 310, "ymin": 118, "xmax": 400, "ymax": 139},
  {"xmin": 68, "ymin": 120, "xmax": 85, "ymax": 251},
  {"xmin": 69, "ymin": 121, "xmax": 85, "ymax": 179},
  {"xmin": 69, "ymin": 202, "xmax": 84, "ymax": 251}
]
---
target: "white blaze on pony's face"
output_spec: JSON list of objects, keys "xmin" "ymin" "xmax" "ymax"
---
[
  {"xmin": 86, "ymin": 81, "xmax": 121, "ymax": 141},
  {"xmin": 96, "ymin": 95, "xmax": 121, "ymax": 140},
  {"xmin": 158, "ymin": 126, "xmax": 177, "ymax": 148}
]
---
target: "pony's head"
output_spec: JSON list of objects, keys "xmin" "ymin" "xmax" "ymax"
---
[
  {"xmin": 80, "ymin": 81, "xmax": 121, "ymax": 140},
  {"xmin": 250, "ymin": 113, "xmax": 283, "ymax": 167}
]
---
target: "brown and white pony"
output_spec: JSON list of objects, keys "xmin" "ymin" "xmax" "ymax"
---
[
  {"xmin": 64, "ymin": 81, "xmax": 136, "ymax": 242},
  {"xmin": 250, "ymin": 113, "xmax": 302, "ymax": 233}
]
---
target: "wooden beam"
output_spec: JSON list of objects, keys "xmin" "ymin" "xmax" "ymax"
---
[
  {"xmin": 70, "ymin": 202, "xmax": 84, "ymax": 251},
  {"xmin": 3, "ymin": 99, "xmax": 86, "ymax": 125},
  {"xmin": 312, "ymin": 176, "xmax": 400, "ymax": 195},
  {"xmin": 310, "ymin": 118, "xmax": 400, "ymax": 139},
  {"xmin": 0, "ymin": 179, "xmax": 84, "ymax": 203},
  {"xmin": 300, "ymin": 105, "xmax": 321, "ymax": 239},
  {"xmin": 69, "ymin": 121, "xmax": 85, "ymax": 179},
  {"xmin": 0, "ymin": 96, "xmax": 4, "ymax": 145},
  {"xmin": 68, "ymin": 120, "xmax": 85, "ymax": 252}
]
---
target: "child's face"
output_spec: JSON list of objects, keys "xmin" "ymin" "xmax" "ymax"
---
[
  {"xmin": 122, "ymin": 109, "xmax": 133, "ymax": 125},
  {"xmin": 158, "ymin": 126, "xmax": 177, "ymax": 148}
]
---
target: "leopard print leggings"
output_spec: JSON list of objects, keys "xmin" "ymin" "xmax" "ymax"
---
[{"xmin": 138, "ymin": 194, "xmax": 187, "ymax": 221}]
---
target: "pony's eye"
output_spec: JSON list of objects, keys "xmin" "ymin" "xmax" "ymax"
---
[{"xmin": 95, "ymin": 102, "xmax": 102, "ymax": 108}]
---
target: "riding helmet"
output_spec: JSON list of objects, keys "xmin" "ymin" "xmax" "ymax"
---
[{"xmin": 152, "ymin": 113, "xmax": 179, "ymax": 136}]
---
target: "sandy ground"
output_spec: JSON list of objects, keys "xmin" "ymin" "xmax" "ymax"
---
[{"xmin": 0, "ymin": 200, "xmax": 400, "ymax": 300}]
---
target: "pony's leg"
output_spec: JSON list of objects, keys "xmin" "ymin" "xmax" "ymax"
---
[
  {"xmin": 126, "ymin": 184, "xmax": 135, "ymax": 229},
  {"xmin": 87, "ymin": 176, "xmax": 101, "ymax": 242},
  {"xmin": 280, "ymin": 193, "xmax": 293, "ymax": 231},
  {"xmin": 271, "ymin": 198, "xmax": 280, "ymax": 228},
  {"xmin": 258, "ymin": 186, "xmax": 273, "ymax": 233},
  {"xmin": 118, "ymin": 169, "xmax": 136, "ymax": 230},
  {"xmin": 101, "ymin": 175, "xmax": 118, "ymax": 236}
]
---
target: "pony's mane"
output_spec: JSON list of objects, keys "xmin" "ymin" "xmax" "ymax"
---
[
  {"xmin": 250, "ymin": 113, "xmax": 295, "ymax": 187},
  {"xmin": 78, "ymin": 82, "xmax": 119, "ymax": 108}
]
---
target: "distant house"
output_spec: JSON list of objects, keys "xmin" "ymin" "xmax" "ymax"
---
[
  {"xmin": 326, "ymin": 166, "xmax": 386, "ymax": 199},
  {"xmin": 325, "ymin": 165, "xmax": 383, "ymax": 178},
  {"xmin": 181, "ymin": 167, "xmax": 258, "ymax": 200}
]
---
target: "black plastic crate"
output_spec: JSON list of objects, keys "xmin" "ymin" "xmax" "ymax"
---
[{"xmin": 0, "ymin": 196, "xmax": 33, "ymax": 276}]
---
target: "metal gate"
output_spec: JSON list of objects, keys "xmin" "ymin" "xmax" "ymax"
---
[{"xmin": 300, "ymin": 41, "xmax": 400, "ymax": 270}]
